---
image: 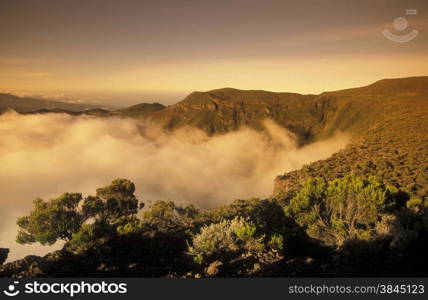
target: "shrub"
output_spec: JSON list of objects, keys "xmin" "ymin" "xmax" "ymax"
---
[
  {"xmin": 188, "ymin": 217, "xmax": 264, "ymax": 264},
  {"xmin": 17, "ymin": 179, "xmax": 143, "ymax": 246},
  {"xmin": 234, "ymin": 221, "xmax": 257, "ymax": 241},
  {"xmin": 116, "ymin": 219, "xmax": 144, "ymax": 235},
  {"xmin": 17, "ymin": 193, "xmax": 83, "ymax": 245},
  {"xmin": 406, "ymin": 198, "xmax": 427, "ymax": 210},
  {"xmin": 208, "ymin": 198, "xmax": 289, "ymax": 235},
  {"xmin": 268, "ymin": 234, "xmax": 284, "ymax": 251},
  {"xmin": 143, "ymin": 200, "xmax": 200, "ymax": 230},
  {"xmin": 285, "ymin": 173, "xmax": 399, "ymax": 246},
  {"xmin": 66, "ymin": 222, "xmax": 116, "ymax": 255}
]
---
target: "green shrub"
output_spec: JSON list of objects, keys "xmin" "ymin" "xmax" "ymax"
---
[
  {"xmin": 16, "ymin": 193, "xmax": 83, "ymax": 245},
  {"xmin": 234, "ymin": 221, "xmax": 257, "ymax": 241},
  {"xmin": 406, "ymin": 198, "xmax": 427, "ymax": 210},
  {"xmin": 17, "ymin": 179, "xmax": 143, "ymax": 247},
  {"xmin": 143, "ymin": 200, "xmax": 200, "ymax": 230},
  {"xmin": 117, "ymin": 219, "xmax": 144, "ymax": 235},
  {"xmin": 285, "ymin": 173, "xmax": 399, "ymax": 246},
  {"xmin": 188, "ymin": 217, "xmax": 263, "ymax": 264},
  {"xmin": 67, "ymin": 223, "xmax": 114, "ymax": 254},
  {"xmin": 208, "ymin": 198, "xmax": 289, "ymax": 235},
  {"xmin": 268, "ymin": 234, "xmax": 284, "ymax": 251}
]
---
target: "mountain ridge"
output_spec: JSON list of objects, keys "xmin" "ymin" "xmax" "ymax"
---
[
  {"xmin": 146, "ymin": 76, "xmax": 428, "ymax": 144},
  {"xmin": 0, "ymin": 93, "xmax": 100, "ymax": 113},
  {"xmin": 3, "ymin": 76, "xmax": 427, "ymax": 147}
]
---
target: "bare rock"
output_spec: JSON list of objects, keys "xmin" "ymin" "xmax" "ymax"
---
[
  {"xmin": 206, "ymin": 260, "xmax": 223, "ymax": 276},
  {"xmin": 0, "ymin": 248, "xmax": 9, "ymax": 265}
]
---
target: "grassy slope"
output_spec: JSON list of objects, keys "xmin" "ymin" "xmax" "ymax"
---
[
  {"xmin": 274, "ymin": 77, "xmax": 428, "ymax": 202},
  {"xmin": 135, "ymin": 76, "xmax": 427, "ymax": 201},
  {"xmin": 148, "ymin": 77, "xmax": 428, "ymax": 145}
]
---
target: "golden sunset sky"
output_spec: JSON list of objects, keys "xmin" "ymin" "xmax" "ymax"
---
[{"xmin": 0, "ymin": 0, "xmax": 427, "ymax": 106}]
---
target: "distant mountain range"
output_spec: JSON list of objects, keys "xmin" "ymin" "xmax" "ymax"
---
[
  {"xmin": 2, "ymin": 77, "xmax": 427, "ymax": 201},
  {"xmin": 5, "ymin": 77, "xmax": 427, "ymax": 147},
  {"xmin": 149, "ymin": 77, "xmax": 428, "ymax": 145},
  {"xmin": 0, "ymin": 93, "xmax": 101, "ymax": 113}
]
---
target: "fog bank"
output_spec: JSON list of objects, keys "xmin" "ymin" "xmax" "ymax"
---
[{"xmin": 0, "ymin": 111, "xmax": 349, "ymax": 261}]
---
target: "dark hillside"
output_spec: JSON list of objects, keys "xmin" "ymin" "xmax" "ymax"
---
[
  {"xmin": 147, "ymin": 77, "xmax": 428, "ymax": 146},
  {"xmin": 110, "ymin": 102, "xmax": 165, "ymax": 118},
  {"xmin": 0, "ymin": 93, "xmax": 96, "ymax": 113},
  {"xmin": 150, "ymin": 88, "xmax": 321, "ymax": 144}
]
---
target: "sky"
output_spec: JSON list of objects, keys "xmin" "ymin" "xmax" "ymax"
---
[{"xmin": 0, "ymin": 0, "xmax": 427, "ymax": 106}]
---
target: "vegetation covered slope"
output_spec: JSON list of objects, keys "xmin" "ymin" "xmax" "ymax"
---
[
  {"xmin": 150, "ymin": 88, "xmax": 319, "ymax": 144},
  {"xmin": 4, "ymin": 77, "xmax": 427, "ymax": 147},
  {"xmin": 274, "ymin": 77, "xmax": 428, "ymax": 203},
  {"xmin": 147, "ymin": 77, "xmax": 428, "ymax": 145},
  {"xmin": 1, "ymin": 76, "xmax": 427, "ymax": 277},
  {"xmin": 1, "ymin": 175, "xmax": 427, "ymax": 277}
]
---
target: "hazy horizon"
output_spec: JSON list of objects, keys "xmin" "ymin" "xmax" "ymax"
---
[
  {"xmin": 1, "ymin": 0, "xmax": 428, "ymax": 108},
  {"xmin": 0, "ymin": 89, "xmax": 189, "ymax": 108},
  {"xmin": 2, "ymin": 74, "xmax": 428, "ymax": 109}
]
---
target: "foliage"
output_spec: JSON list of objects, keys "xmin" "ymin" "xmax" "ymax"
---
[
  {"xmin": 93, "ymin": 178, "xmax": 140, "ymax": 223},
  {"xmin": 188, "ymin": 217, "xmax": 264, "ymax": 264},
  {"xmin": 208, "ymin": 198, "xmax": 289, "ymax": 235},
  {"xmin": 234, "ymin": 221, "xmax": 257, "ymax": 241},
  {"xmin": 7, "ymin": 76, "xmax": 428, "ymax": 277},
  {"xmin": 16, "ymin": 179, "xmax": 143, "ymax": 248},
  {"xmin": 10, "ymin": 174, "xmax": 428, "ymax": 277},
  {"xmin": 142, "ymin": 200, "xmax": 199, "ymax": 230},
  {"xmin": 268, "ymin": 234, "xmax": 284, "ymax": 251},
  {"xmin": 17, "ymin": 193, "xmax": 83, "ymax": 245},
  {"xmin": 67, "ymin": 224, "xmax": 110, "ymax": 254},
  {"xmin": 284, "ymin": 174, "xmax": 399, "ymax": 245}
]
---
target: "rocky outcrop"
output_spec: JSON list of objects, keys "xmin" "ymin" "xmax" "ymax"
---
[
  {"xmin": 148, "ymin": 88, "xmax": 325, "ymax": 143},
  {"xmin": 0, "ymin": 248, "xmax": 9, "ymax": 265},
  {"xmin": 205, "ymin": 260, "xmax": 223, "ymax": 276},
  {"xmin": 0, "ymin": 250, "xmax": 97, "ymax": 278},
  {"xmin": 0, "ymin": 255, "xmax": 44, "ymax": 277}
]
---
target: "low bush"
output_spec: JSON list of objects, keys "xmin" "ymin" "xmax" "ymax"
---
[
  {"xmin": 188, "ymin": 217, "xmax": 264, "ymax": 264},
  {"xmin": 284, "ymin": 173, "xmax": 399, "ymax": 246}
]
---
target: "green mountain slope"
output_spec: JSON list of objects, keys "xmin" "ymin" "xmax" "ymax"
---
[
  {"xmin": 3, "ymin": 77, "xmax": 427, "ymax": 201},
  {"xmin": 147, "ymin": 77, "xmax": 428, "ymax": 145},
  {"xmin": 1, "ymin": 76, "xmax": 427, "ymax": 277},
  {"xmin": 150, "ymin": 88, "xmax": 321, "ymax": 144},
  {"xmin": 274, "ymin": 77, "xmax": 428, "ymax": 202},
  {"xmin": 118, "ymin": 76, "xmax": 427, "ymax": 201}
]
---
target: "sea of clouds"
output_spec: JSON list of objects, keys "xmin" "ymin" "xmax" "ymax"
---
[{"xmin": 0, "ymin": 111, "xmax": 349, "ymax": 261}]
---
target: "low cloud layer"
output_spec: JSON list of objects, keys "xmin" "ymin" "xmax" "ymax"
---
[{"xmin": 0, "ymin": 111, "xmax": 349, "ymax": 261}]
